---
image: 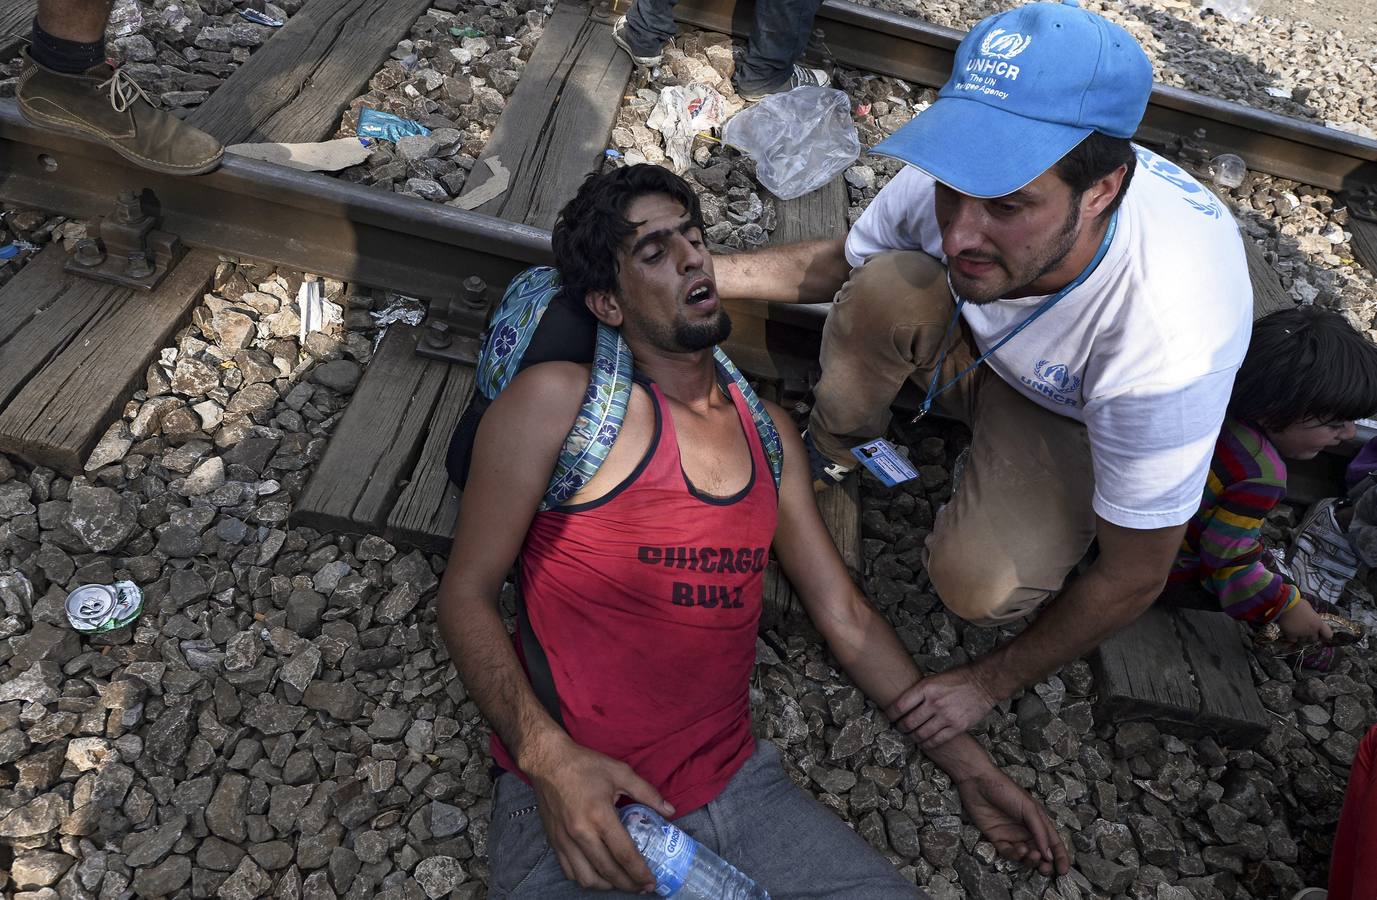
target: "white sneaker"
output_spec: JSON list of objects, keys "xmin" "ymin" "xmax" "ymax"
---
[
  {"xmin": 1289, "ymin": 889, "xmax": 1327, "ymax": 900},
  {"xmin": 611, "ymin": 16, "xmax": 662, "ymax": 67},
  {"xmin": 737, "ymin": 64, "xmax": 831, "ymax": 102},
  {"xmin": 1287, "ymin": 498, "xmax": 1359, "ymax": 607}
]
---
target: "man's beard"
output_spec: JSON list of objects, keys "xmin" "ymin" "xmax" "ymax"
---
[
  {"xmin": 620, "ymin": 295, "xmax": 733, "ymax": 353},
  {"xmin": 950, "ymin": 199, "xmax": 1083, "ymax": 304},
  {"xmin": 672, "ymin": 310, "xmax": 732, "ymax": 351}
]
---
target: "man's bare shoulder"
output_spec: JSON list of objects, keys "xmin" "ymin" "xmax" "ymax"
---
[{"xmin": 483, "ymin": 361, "xmax": 590, "ymax": 444}]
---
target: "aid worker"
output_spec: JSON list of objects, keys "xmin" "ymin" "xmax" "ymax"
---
[{"xmin": 714, "ymin": 0, "xmax": 1253, "ymax": 746}]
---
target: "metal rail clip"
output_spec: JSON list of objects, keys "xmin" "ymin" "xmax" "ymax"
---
[{"xmin": 64, "ymin": 189, "xmax": 185, "ymax": 291}]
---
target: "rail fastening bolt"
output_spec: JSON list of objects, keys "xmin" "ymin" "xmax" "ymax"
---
[
  {"xmin": 425, "ymin": 320, "xmax": 453, "ymax": 348},
  {"xmin": 74, "ymin": 238, "xmax": 105, "ymax": 267},
  {"xmin": 126, "ymin": 251, "xmax": 154, "ymax": 279},
  {"xmin": 461, "ymin": 276, "xmax": 487, "ymax": 310}
]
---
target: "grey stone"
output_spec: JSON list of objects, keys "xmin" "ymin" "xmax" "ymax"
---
[
  {"xmin": 124, "ymin": 813, "xmax": 189, "ymax": 867},
  {"xmin": 1077, "ymin": 853, "xmax": 1137, "ymax": 893},
  {"xmin": 217, "ymin": 855, "xmax": 272, "ymax": 900},
  {"xmin": 1113, "ymin": 722, "xmax": 1159, "ymax": 758},
  {"xmin": 953, "ymin": 855, "xmax": 1012, "ymax": 900},
  {"xmin": 368, "ymin": 707, "xmax": 410, "ymax": 740},
  {"xmin": 0, "ymin": 661, "xmax": 61, "ymax": 704},
  {"xmin": 311, "ymin": 360, "xmax": 362, "ymax": 393},
  {"xmin": 375, "ymin": 583, "xmax": 421, "ymax": 625},
  {"xmin": 413, "ymin": 856, "xmax": 465, "ymax": 898},
  {"xmin": 172, "ymin": 356, "xmax": 221, "ymax": 396},
  {"xmin": 131, "ymin": 854, "xmax": 192, "ymax": 897},
  {"xmin": 920, "ymin": 829, "xmax": 960, "ymax": 868},
  {"xmin": 146, "ymin": 701, "xmax": 195, "ymax": 765},
  {"xmin": 390, "ymin": 549, "xmax": 438, "ymax": 592},
  {"xmin": 405, "ymin": 719, "xmax": 435, "ymax": 754},
  {"xmin": 287, "ymin": 587, "xmax": 327, "ymax": 637},
  {"xmin": 406, "ymin": 177, "xmax": 451, "ymax": 202},
  {"xmin": 248, "ymin": 840, "xmax": 295, "ymax": 871},
  {"xmin": 184, "ymin": 456, "xmax": 227, "ymax": 495},
  {"xmin": 206, "ymin": 773, "xmax": 250, "ymax": 842},
  {"xmin": 396, "ymin": 134, "xmax": 442, "ymax": 161},
  {"xmin": 11, "ymin": 850, "xmax": 75, "ymax": 889},
  {"xmin": 242, "ymin": 696, "xmax": 307, "ymax": 735},
  {"xmin": 10, "ymin": 622, "xmax": 81, "ymax": 669},
  {"xmin": 356, "ymin": 535, "xmax": 396, "ymax": 562},
  {"xmin": 0, "ymin": 480, "xmax": 35, "ymax": 517},
  {"xmin": 196, "ymin": 835, "xmax": 246, "ymax": 872},
  {"xmin": 883, "ymin": 808, "xmax": 922, "ymax": 859},
  {"xmin": 86, "ymin": 422, "xmax": 135, "ymax": 471},
  {"xmin": 1131, "ymin": 814, "xmax": 1179, "ymax": 866},
  {"xmin": 430, "ymin": 800, "xmax": 468, "ymax": 838},
  {"xmin": 66, "ymin": 483, "xmax": 138, "ymax": 551},
  {"xmin": 280, "ymin": 644, "xmax": 323, "ymax": 694},
  {"xmin": 304, "ymin": 680, "xmax": 364, "ymax": 721}
]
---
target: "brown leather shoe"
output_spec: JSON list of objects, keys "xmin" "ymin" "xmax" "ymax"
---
[{"xmin": 18, "ymin": 51, "xmax": 223, "ymax": 176}]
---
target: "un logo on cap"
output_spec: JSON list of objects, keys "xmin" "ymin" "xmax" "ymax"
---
[{"xmin": 979, "ymin": 29, "xmax": 1033, "ymax": 60}]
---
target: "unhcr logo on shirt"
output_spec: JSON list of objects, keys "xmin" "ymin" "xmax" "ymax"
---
[{"xmin": 1020, "ymin": 359, "xmax": 1082, "ymax": 407}]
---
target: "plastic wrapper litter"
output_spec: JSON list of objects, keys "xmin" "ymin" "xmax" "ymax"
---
[{"xmin": 722, "ymin": 87, "xmax": 861, "ymax": 201}]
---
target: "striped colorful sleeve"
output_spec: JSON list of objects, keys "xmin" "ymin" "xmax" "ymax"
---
[{"xmin": 1194, "ymin": 476, "xmax": 1301, "ymax": 624}]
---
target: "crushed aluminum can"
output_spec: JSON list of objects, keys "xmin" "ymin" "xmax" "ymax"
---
[{"xmin": 65, "ymin": 582, "xmax": 145, "ymax": 633}]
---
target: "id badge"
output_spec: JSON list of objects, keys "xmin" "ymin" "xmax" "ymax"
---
[{"xmin": 849, "ymin": 438, "xmax": 918, "ymax": 487}]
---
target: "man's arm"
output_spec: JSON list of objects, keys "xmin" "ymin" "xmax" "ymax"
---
[
  {"xmin": 890, "ymin": 516, "xmax": 1186, "ymax": 748},
  {"xmin": 435, "ymin": 363, "xmax": 671, "ymax": 893},
  {"xmin": 767, "ymin": 409, "xmax": 1069, "ymax": 876},
  {"xmin": 712, "ymin": 237, "xmax": 851, "ymax": 304}
]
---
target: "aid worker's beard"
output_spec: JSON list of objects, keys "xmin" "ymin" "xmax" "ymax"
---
[{"xmin": 955, "ymin": 199, "xmax": 1083, "ymax": 304}]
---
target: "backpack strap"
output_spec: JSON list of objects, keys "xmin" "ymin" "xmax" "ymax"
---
[
  {"xmin": 714, "ymin": 347, "xmax": 784, "ymax": 493},
  {"xmin": 476, "ymin": 266, "xmax": 565, "ymax": 400},
  {"xmin": 541, "ymin": 322, "xmax": 634, "ymax": 510}
]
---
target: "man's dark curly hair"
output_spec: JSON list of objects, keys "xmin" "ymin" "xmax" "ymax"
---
[{"xmin": 552, "ymin": 164, "xmax": 705, "ymax": 306}]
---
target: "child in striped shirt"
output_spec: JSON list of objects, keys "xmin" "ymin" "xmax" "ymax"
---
[{"xmin": 1171, "ymin": 306, "xmax": 1377, "ymax": 645}]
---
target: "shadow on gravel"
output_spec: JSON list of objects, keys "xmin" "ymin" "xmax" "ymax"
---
[{"xmin": 1122, "ymin": 3, "xmax": 1323, "ymax": 122}]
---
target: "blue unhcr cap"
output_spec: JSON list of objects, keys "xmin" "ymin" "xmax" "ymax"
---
[{"xmin": 871, "ymin": 0, "xmax": 1152, "ymax": 198}]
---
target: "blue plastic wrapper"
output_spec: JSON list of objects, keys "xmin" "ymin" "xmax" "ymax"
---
[
  {"xmin": 238, "ymin": 8, "xmax": 283, "ymax": 26},
  {"xmin": 357, "ymin": 108, "xmax": 431, "ymax": 142}
]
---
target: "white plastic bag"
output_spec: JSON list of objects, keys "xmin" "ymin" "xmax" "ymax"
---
[
  {"xmin": 722, "ymin": 86, "xmax": 860, "ymax": 201},
  {"xmin": 646, "ymin": 84, "xmax": 728, "ymax": 174}
]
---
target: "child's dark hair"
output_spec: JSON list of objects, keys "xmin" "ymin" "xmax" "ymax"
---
[
  {"xmin": 1231, "ymin": 306, "xmax": 1377, "ymax": 430},
  {"xmin": 551, "ymin": 164, "xmax": 705, "ymax": 306}
]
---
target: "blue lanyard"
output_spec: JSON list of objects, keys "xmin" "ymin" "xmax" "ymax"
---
[{"xmin": 913, "ymin": 210, "xmax": 1119, "ymax": 422}]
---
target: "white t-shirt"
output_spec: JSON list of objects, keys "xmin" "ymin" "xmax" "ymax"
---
[{"xmin": 846, "ymin": 146, "xmax": 1252, "ymax": 529}]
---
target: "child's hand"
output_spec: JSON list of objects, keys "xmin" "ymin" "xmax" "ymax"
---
[{"xmin": 1277, "ymin": 600, "xmax": 1335, "ymax": 644}]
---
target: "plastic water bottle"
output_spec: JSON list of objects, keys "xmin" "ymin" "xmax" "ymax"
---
[{"xmin": 618, "ymin": 804, "xmax": 770, "ymax": 899}]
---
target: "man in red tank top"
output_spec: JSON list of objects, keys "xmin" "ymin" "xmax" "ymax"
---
[{"xmin": 436, "ymin": 166, "xmax": 1069, "ymax": 898}]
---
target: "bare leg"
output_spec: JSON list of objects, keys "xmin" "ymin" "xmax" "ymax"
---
[{"xmin": 36, "ymin": 0, "xmax": 113, "ymax": 43}]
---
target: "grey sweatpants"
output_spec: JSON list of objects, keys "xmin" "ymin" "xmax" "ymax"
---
[{"xmin": 486, "ymin": 740, "xmax": 927, "ymax": 899}]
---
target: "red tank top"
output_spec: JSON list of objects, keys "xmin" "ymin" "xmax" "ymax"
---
[{"xmin": 491, "ymin": 379, "xmax": 778, "ymax": 816}]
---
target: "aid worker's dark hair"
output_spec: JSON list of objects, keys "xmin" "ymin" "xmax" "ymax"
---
[
  {"xmin": 1231, "ymin": 306, "xmax": 1377, "ymax": 430},
  {"xmin": 552, "ymin": 164, "xmax": 705, "ymax": 309},
  {"xmin": 1054, "ymin": 132, "xmax": 1138, "ymax": 220}
]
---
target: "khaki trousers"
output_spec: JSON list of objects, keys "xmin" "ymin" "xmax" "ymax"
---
[{"xmin": 810, "ymin": 251, "xmax": 1097, "ymax": 624}]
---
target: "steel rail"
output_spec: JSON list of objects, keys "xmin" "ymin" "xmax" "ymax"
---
[
  {"xmin": 673, "ymin": 0, "xmax": 1377, "ymax": 194},
  {"xmin": 0, "ymin": 103, "xmax": 552, "ymax": 302}
]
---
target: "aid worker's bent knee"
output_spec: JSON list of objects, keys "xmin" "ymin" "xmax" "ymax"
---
[
  {"xmin": 842, "ymin": 250, "xmax": 950, "ymax": 319},
  {"xmin": 924, "ymin": 538, "xmax": 1053, "ymax": 626}
]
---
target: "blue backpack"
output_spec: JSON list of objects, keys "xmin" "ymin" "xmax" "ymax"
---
[{"xmin": 447, "ymin": 267, "xmax": 784, "ymax": 509}]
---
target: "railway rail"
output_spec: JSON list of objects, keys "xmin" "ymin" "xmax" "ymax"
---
[
  {"xmin": 1, "ymin": 0, "xmax": 1374, "ymax": 473},
  {"xmin": 1, "ymin": 0, "xmax": 1374, "ymax": 302}
]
